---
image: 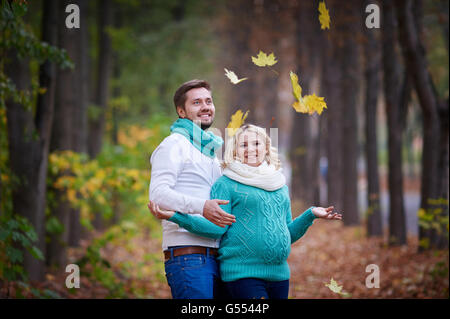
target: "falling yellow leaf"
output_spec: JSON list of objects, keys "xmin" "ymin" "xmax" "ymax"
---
[
  {"xmin": 303, "ymin": 94, "xmax": 327, "ymax": 115},
  {"xmin": 227, "ymin": 109, "xmax": 249, "ymax": 137},
  {"xmin": 318, "ymin": 1, "xmax": 331, "ymax": 30},
  {"xmin": 289, "ymin": 71, "xmax": 327, "ymax": 116},
  {"xmin": 292, "ymin": 101, "xmax": 308, "ymax": 113},
  {"xmin": 290, "ymin": 71, "xmax": 303, "ymax": 101},
  {"xmin": 224, "ymin": 68, "xmax": 248, "ymax": 84},
  {"xmin": 324, "ymin": 278, "xmax": 351, "ymax": 297},
  {"xmin": 251, "ymin": 51, "xmax": 278, "ymax": 67}
]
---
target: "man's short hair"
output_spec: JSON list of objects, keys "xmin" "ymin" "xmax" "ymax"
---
[{"xmin": 173, "ymin": 79, "xmax": 211, "ymax": 112}]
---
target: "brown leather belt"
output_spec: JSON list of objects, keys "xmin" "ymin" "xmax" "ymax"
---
[{"xmin": 164, "ymin": 246, "xmax": 218, "ymax": 261}]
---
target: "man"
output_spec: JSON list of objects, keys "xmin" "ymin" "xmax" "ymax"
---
[{"xmin": 149, "ymin": 79, "xmax": 235, "ymax": 299}]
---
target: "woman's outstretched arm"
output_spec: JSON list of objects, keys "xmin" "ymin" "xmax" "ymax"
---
[
  {"xmin": 286, "ymin": 206, "xmax": 317, "ymax": 244},
  {"xmin": 286, "ymin": 202, "xmax": 342, "ymax": 244}
]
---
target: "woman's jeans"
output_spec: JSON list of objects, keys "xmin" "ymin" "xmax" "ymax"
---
[
  {"xmin": 164, "ymin": 247, "xmax": 224, "ymax": 299},
  {"xmin": 225, "ymin": 278, "xmax": 289, "ymax": 299}
]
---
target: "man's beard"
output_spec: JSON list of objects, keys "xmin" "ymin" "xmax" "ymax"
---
[
  {"xmin": 201, "ymin": 122, "xmax": 213, "ymax": 130},
  {"xmin": 187, "ymin": 115, "xmax": 213, "ymax": 130}
]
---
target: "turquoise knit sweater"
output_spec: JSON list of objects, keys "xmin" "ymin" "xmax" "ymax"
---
[{"xmin": 168, "ymin": 175, "xmax": 317, "ymax": 282}]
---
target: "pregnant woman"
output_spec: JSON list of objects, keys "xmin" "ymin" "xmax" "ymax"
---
[{"xmin": 148, "ymin": 124, "xmax": 342, "ymax": 299}]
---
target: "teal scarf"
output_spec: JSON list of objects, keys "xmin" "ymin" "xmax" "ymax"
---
[{"xmin": 170, "ymin": 118, "xmax": 223, "ymax": 158}]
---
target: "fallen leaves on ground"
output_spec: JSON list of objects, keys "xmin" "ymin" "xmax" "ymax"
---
[
  {"xmin": 288, "ymin": 203, "xmax": 449, "ymax": 298},
  {"xmin": 324, "ymin": 278, "xmax": 351, "ymax": 297},
  {"xmin": 2, "ymin": 209, "xmax": 447, "ymax": 299}
]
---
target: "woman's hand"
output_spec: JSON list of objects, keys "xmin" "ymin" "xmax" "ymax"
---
[
  {"xmin": 147, "ymin": 200, "xmax": 175, "ymax": 220},
  {"xmin": 312, "ymin": 206, "xmax": 342, "ymax": 220}
]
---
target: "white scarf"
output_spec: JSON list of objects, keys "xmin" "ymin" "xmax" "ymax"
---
[{"xmin": 223, "ymin": 160, "xmax": 286, "ymax": 191}]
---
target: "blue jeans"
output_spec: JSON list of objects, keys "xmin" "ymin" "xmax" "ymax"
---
[
  {"xmin": 164, "ymin": 246, "xmax": 225, "ymax": 299},
  {"xmin": 225, "ymin": 278, "xmax": 290, "ymax": 299}
]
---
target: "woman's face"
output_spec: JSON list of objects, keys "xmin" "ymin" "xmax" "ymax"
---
[{"xmin": 236, "ymin": 130, "xmax": 267, "ymax": 167}]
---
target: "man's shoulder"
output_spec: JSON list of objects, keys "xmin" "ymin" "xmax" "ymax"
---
[
  {"xmin": 150, "ymin": 133, "xmax": 188, "ymax": 164},
  {"xmin": 160, "ymin": 132, "xmax": 188, "ymax": 145},
  {"xmin": 153, "ymin": 133, "xmax": 190, "ymax": 153}
]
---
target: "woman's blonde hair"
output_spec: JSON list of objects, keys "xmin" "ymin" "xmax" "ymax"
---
[{"xmin": 222, "ymin": 124, "xmax": 281, "ymax": 169}]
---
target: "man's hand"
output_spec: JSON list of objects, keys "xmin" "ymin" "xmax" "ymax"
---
[
  {"xmin": 147, "ymin": 200, "xmax": 175, "ymax": 220},
  {"xmin": 312, "ymin": 206, "xmax": 342, "ymax": 220},
  {"xmin": 203, "ymin": 199, "xmax": 236, "ymax": 227}
]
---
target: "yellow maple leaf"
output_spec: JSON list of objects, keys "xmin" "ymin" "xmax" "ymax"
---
[
  {"xmin": 303, "ymin": 94, "xmax": 327, "ymax": 115},
  {"xmin": 292, "ymin": 101, "xmax": 308, "ymax": 114},
  {"xmin": 318, "ymin": 1, "xmax": 331, "ymax": 30},
  {"xmin": 227, "ymin": 109, "xmax": 249, "ymax": 137},
  {"xmin": 251, "ymin": 51, "xmax": 278, "ymax": 67},
  {"xmin": 289, "ymin": 71, "xmax": 327, "ymax": 116},
  {"xmin": 224, "ymin": 68, "xmax": 248, "ymax": 84}
]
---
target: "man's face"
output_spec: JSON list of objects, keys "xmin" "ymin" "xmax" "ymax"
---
[{"xmin": 177, "ymin": 87, "xmax": 215, "ymax": 130}]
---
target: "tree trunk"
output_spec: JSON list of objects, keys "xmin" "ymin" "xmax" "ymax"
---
[
  {"xmin": 395, "ymin": 0, "xmax": 447, "ymax": 250},
  {"xmin": 68, "ymin": 0, "xmax": 89, "ymax": 247},
  {"xmin": 111, "ymin": 31, "xmax": 122, "ymax": 224},
  {"xmin": 436, "ymin": 99, "xmax": 449, "ymax": 249},
  {"xmin": 363, "ymin": 0, "xmax": 383, "ymax": 237},
  {"xmin": 323, "ymin": 0, "xmax": 344, "ymax": 214},
  {"xmin": 438, "ymin": 0, "xmax": 449, "ymax": 52},
  {"xmin": 289, "ymin": 0, "xmax": 317, "ymax": 206},
  {"xmin": 247, "ymin": 0, "xmax": 278, "ymax": 127},
  {"xmin": 6, "ymin": 54, "xmax": 44, "ymax": 282},
  {"xmin": 5, "ymin": 0, "xmax": 58, "ymax": 281},
  {"xmin": 435, "ymin": 98, "xmax": 449, "ymax": 249},
  {"xmin": 90, "ymin": 0, "xmax": 113, "ymax": 230},
  {"xmin": 48, "ymin": 0, "xmax": 86, "ymax": 266},
  {"xmin": 88, "ymin": 0, "xmax": 113, "ymax": 159},
  {"xmin": 289, "ymin": 3, "xmax": 313, "ymax": 206},
  {"xmin": 219, "ymin": 0, "xmax": 255, "ymax": 125},
  {"xmin": 340, "ymin": 0, "xmax": 361, "ymax": 226},
  {"xmin": 290, "ymin": 108, "xmax": 314, "ymax": 205},
  {"xmin": 382, "ymin": 1, "xmax": 407, "ymax": 246}
]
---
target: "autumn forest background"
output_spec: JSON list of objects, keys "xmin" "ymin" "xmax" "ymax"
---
[{"xmin": 0, "ymin": 0, "xmax": 448, "ymax": 298}]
